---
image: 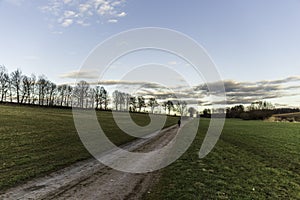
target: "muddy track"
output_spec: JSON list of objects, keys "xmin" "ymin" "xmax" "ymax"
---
[{"xmin": 1, "ymin": 124, "xmax": 183, "ymax": 200}]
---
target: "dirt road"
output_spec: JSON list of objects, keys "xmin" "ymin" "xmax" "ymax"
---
[{"xmin": 1, "ymin": 124, "xmax": 181, "ymax": 200}]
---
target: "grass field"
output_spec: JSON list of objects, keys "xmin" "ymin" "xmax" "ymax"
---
[
  {"xmin": 1, "ymin": 105, "xmax": 300, "ymax": 199},
  {"xmin": 0, "ymin": 104, "xmax": 178, "ymax": 191},
  {"xmin": 146, "ymin": 119, "xmax": 300, "ymax": 199}
]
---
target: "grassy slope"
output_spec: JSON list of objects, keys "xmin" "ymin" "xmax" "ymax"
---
[
  {"xmin": 0, "ymin": 104, "xmax": 178, "ymax": 191},
  {"xmin": 146, "ymin": 119, "xmax": 300, "ymax": 199},
  {"xmin": 273, "ymin": 112, "xmax": 300, "ymax": 117}
]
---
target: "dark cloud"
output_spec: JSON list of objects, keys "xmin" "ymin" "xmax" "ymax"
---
[
  {"xmin": 283, "ymin": 85, "xmax": 300, "ymax": 90},
  {"xmin": 194, "ymin": 76, "xmax": 300, "ymax": 105}
]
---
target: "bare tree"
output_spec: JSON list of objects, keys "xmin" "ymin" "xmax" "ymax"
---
[
  {"xmin": 48, "ymin": 82, "xmax": 57, "ymax": 106},
  {"xmin": 137, "ymin": 96, "xmax": 146, "ymax": 112},
  {"xmin": 20, "ymin": 75, "xmax": 31, "ymax": 104},
  {"xmin": 29, "ymin": 74, "xmax": 36, "ymax": 104},
  {"xmin": 37, "ymin": 76, "xmax": 48, "ymax": 105},
  {"xmin": 100, "ymin": 87, "xmax": 108, "ymax": 110},
  {"xmin": 8, "ymin": 77, "xmax": 13, "ymax": 102},
  {"xmin": 119, "ymin": 92, "xmax": 125, "ymax": 110},
  {"xmin": 188, "ymin": 107, "xmax": 197, "ymax": 117},
  {"xmin": 112, "ymin": 90, "xmax": 120, "ymax": 110},
  {"xmin": 88, "ymin": 88, "xmax": 95, "ymax": 108},
  {"xmin": 162, "ymin": 101, "xmax": 167, "ymax": 114},
  {"xmin": 0, "ymin": 67, "xmax": 117, "ymax": 110},
  {"xmin": 74, "ymin": 81, "xmax": 90, "ymax": 108},
  {"xmin": 65, "ymin": 85, "xmax": 72, "ymax": 107},
  {"xmin": 166, "ymin": 100, "xmax": 174, "ymax": 115},
  {"xmin": 44, "ymin": 80, "xmax": 51, "ymax": 105},
  {"xmin": 10, "ymin": 69, "xmax": 22, "ymax": 103},
  {"xmin": 148, "ymin": 97, "xmax": 158, "ymax": 114},
  {"xmin": 57, "ymin": 84, "xmax": 68, "ymax": 106},
  {"xmin": 176, "ymin": 101, "xmax": 187, "ymax": 116},
  {"xmin": 112, "ymin": 90, "xmax": 126, "ymax": 111},
  {"xmin": 129, "ymin": 96, "xmax": 137, "ymax": 112},
  {"xmin": 95, "ymin": 86, "xmax": 101, "ymax": 109},
  {"xmin": 124, "ymin": 93, "xmax": 130, "ymax": 111},
  {"xmin": 0, "ymin": 66, "xmax": 9, "ymax": 102}
]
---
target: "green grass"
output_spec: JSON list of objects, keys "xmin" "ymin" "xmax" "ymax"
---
[
  {"xmin": 0, "ymin": 104, "xmax": 178, "ymax": 191},
  {"xmin": 146, "ymin": 119, "xmax": 300, "ymax": 199}
]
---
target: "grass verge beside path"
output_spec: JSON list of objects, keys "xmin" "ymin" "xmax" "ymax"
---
[
  {"xmin": 0, "ymin": 104, "xmax": 178, "ymax": 191},
  {"xmin": 145, "ymin": 119, "xmax": 300, "ymax": 199}
]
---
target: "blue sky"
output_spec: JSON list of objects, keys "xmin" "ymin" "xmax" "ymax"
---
[{"xmin": 1, "ymin": 0, "xmax": 300, "ymax": 107}]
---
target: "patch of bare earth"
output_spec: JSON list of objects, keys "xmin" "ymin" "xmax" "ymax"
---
[
  {"xmin": 1, "ymin": 124, "xmax": 181, "ymax": 200},
  {"xmin": 267, "ymin": 112, "xmax": 300, "ymax": 122}
]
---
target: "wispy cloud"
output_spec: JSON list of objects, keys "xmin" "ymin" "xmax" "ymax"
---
[
  {"xmin": 61, "ymin": 19, "xmax": 73, "ymax": 27},
  {"xmin": 117, "ymin": 12, "xmax": 127, "ymax": 17},
  {"xmin": 257, "ymin": 76, "xmax": 300, "ymax": 85},
  {"xmin": 97, "ymin": 80, "xmax": 164, "ymax": 89},
  {"xmin": 60, "ymin": 70, "xmax": 99, "ymax": 79},
  {"xmin": 40, "ymin": 0, "xmax": 127, "ymax": 27},
  {"xmin": 107, "ymin": 19, "xmax": 118, "ymax": 23}
]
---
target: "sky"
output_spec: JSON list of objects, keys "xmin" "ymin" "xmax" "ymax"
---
[{"xmin": 0, "ymin": 0, "xmax": 300, "ymax": 107}]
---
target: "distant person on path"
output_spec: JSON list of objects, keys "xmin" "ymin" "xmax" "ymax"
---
[{"xmin": 178, "ymin": 119, "xmax": 181, "ymax": 127}]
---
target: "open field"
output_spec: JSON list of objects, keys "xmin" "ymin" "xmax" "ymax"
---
[
  {"xmin": 145, "ymin": 119, "xmax": 300, "ymax": 199},
  {"xmin": 0, "ymin": 104, "xmax": 178, "ymax": 191},
  {"xmin": 1, "ymin": 104, "xmax": 300, "ymax": 199}
]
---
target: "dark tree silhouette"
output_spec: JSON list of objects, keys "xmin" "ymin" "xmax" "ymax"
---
[
  {"xmin": 188, "ymin": 107, "xmax": 197, "ymax": 117},
  {"xmin": 165, "ymin": 100, "xmax": 174, "ymax": 115},
  {"xmin": 129, "ymin": 96, "xmax": 137, "ymax": 112},
  {"xmin": 65, "ymin": 85, "xmax": 73, "ymax": 107},
  {"xmin": 137, "ymin": 96, "xmax": 146, "ymax": 112},
  {"xmin": 37, "ymin": 76, "xmax": 51, "ymax": 106},
  {"xmin": 119, "ymin": 92, "xmax": 125, "ymax": 110},
  {"xmin": 95, "ymin": 86, "xmax": 101, "ymax": 109},
  {"xmin": 226, "ymin": 105, "xmax": 244, "ymax": 118},
  {"xmin": 124, "ymin": 93, "xmax": 130, "ymax": 111},
  {"xmin": 148, "ymin": 97, "xmax": 158, "ymax": 114},
  {"xmin": 176, "ymin": 101, "xmax": 187, "ymax": 116},
  {"xmin": 10, "ymin": 69, "xmax": 22, "ymax": 103},
  {"xmin": 74, "ymin": 80, "xmax": 90, "ymax": 108},
  {"xmin": 203, "ymin": 108, "xmax": 211, "ymax": 118},
  {"xmin": 20, "ymin": 75, "xmax": 30, "ymax": 104},
  {"xmin": 29, "ymin": 74, "xmax": 36, "ymax": 104},
  {"xmin": 101, "ymin": 87, "xmax": 108, "ymax": 110},
  {"xmin": 47, "ymin": 82, "xmax": 57, "ymax": 106},
  {"xmin": 57, "ymin": 84, "xmax": 67, "ymax": 106},
  {"xmin": 112, "ymin": 90, "xmax": 121, "ymax": 110}
]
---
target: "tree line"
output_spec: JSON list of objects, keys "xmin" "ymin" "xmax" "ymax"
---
[
  {"xmin": 225, "ymin": 101, "xmax": 300, "ymax": 120},
  {"xmin": 0, "ymin": 66, "xmax": 78, "ymax": 107},
  {"xmin": 5, "ymin": 65, "xmax": 295, "ymax": 119},
  {"xmin": 0, "ymin": 66, "xmax": 195, "ymax": 116}
]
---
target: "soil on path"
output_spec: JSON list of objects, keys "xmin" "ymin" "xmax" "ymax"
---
[{"xmin": 1, "ymin": 123, "xmax": 183, "ymax": 200}]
